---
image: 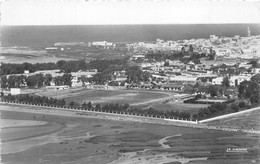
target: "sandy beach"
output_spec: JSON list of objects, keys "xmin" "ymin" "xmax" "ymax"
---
[{"xmin": 1, "ymin": 104, "xmax": 259, "ymax": 164}]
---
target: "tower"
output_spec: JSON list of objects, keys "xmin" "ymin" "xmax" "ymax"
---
[{"xmin": 247, "ymin": 26, "xmax": 251, "ymax": 37}]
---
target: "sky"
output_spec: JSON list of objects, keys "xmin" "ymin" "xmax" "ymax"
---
[{"xmin": 1, "ymin": 0, "xmax": 260, "ymax": 25}]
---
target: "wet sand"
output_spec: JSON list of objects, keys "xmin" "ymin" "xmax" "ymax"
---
[
  {"xmin": 1, "ymin": 105, "xmax": 259, "ymax": 164},
  {"xmin": 1, "ymin": 119, "xmax": 47, "ymax": 128}
]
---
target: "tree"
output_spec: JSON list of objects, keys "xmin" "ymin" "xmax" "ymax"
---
[
  {"xmin": 69, "ymin": 101, "xmax": 76, "ymax": 107},
  {"xmin": 164, "ymin": 61, "xmax": 169, "ymax": 67},
  {"xmin": 80, "ymin": 75, "xmax": 89, "ymax": 86},
  {"xmin": 125, "ymin": 66, "xmax": 143, "ymax": 83},
  {"xmin": 123, "ymin": 103, "xmax": 130, "ymax": 110},
  {"xmin": 54, "ymin": 76, "xmax": 63, "ymax": 86},
  {"xmin": 95, "ymin": 103, "xmax": 101, "ymax": 109},
  {"xmin": 57, "ymin": 99, "xmax": 66, "ymax": 106},
  {"xmin": 35, "ymin": 74, "xmax": 45, "ymax": 88},
  {"xmin": 250, "ymin": 93, "xmax": 260, "ymax": 104},
  {"xmin": 231, "ymin": 103, "xmax": 239, "ymax": 112},
  {"xmin": 89, "ymin": 73, "xmax": 110, "ymax": 85},
  {"xmin": 62, "ymin": 73, "xmax": 73, "ymax": 87},
  {"xmin": 1, "ymin": 76, "xmax": 8, "ymax": 88},
  {"xmin": 26, "ymin": 76, "xmax": 37, "ymax": 88},
  {"xmin": 82, "ymin": 102, "xmax": 87, "ymax": 109},
  {"xmin": 209, "ymin": 47, "xmax": 216, "ymax": 60},
  {"xmin": 57, "ymin": 60, "xmax": 67, "ymax": 69},
  {"xmin": 87, "ymin": 101, "xmax": 92, "ymax": 109},
  {"xmin": 208, "ymin": 85, "xmax": 218, "ymax": 97},
  {"xmin": 44, "ymin": 74, "xmax": 53, "ymax": 86},
  {"xmin": 222, "ymin": 76, "xmax": 230, "ymax": 96},
  {"xmin": 249, "ymin": 60, "xmax": 257, "ymax": 68},
  {"xmin": 189, "ymin": 44, "xmax": 194, "ymax": 53},
  {"xmin": 251, "ymin": 74, "xmax": 260, "ymax": 84},
  {"xmin": 238, "ymin": 80, "xmax": 259, "ymax": 100},
  {"xmin": 238, "ymin": 101, "xmax": 246, "ymax": 108}
]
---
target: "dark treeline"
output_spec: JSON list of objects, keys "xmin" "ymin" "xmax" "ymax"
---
[
  {"xmin": 193, "ymin": 100, "xmax": 249, "ymax": 120},
  {"xmin": 0, "ymin": 62, "xmax": 58, "ymax": 76},
  {"xmin": 0, "ymin": 58, "xmax": 129, "ymax": 76},
  {"xmin": 145, "ymin": 48, "xmax": 213, "ymax": 64},
  {"xmin": 1, "ymin": 94, "xmax": 66, "ymax": 107},
  {"xmin": 1, "ymin": 94, "xmax": 192, "ymax": 120},
  {"xmin": 89, "ymin": 64, "xmax": 151, "ymax": 85},
  {"xmin": 1, "ymin": 73, "xmax": 72, "ymax": 88}
]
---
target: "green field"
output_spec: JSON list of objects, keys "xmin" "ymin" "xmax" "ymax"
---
[
  {"xmin": 207, "ymin": 109, "xmax": 260, "ymax": 131},
  {"xmin": 39, "ymin": 89, "xmax": 172, "ymax": 106},
  {"xmin": 37, "ymin": 88, "xmax": 210, "ymax": 114},
  {"xmin": 151, "ymin": 102, "xmax": 209, "ymax": 115}
]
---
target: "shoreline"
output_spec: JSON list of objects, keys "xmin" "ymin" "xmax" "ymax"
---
[{"xmin": 1, "ymin": 102, "xmax": 259, "ymax": 134}]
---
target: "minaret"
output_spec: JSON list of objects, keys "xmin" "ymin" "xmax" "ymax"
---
[{"xmin": 247, "ymin": 26, "xmax": 251, "ymax": 37}]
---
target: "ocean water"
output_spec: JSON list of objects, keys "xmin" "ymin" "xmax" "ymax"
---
[{"xmin": 1, "ymin": 24, "xmax": 260, "ymax": 48}]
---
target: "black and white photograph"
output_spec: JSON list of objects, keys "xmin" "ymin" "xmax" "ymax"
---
[{"xmin": 0, "ymin": 0, "xmax": 260, "ymax": 163}]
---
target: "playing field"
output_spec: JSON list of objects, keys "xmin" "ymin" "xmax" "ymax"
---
[
  {"xmin": 39, "ymin": 89, "xmax": 173, "ymax": 106},
  {"xmin": 151, "ymin": 102, "xmax": 209, "ymax": 115},
  {"xmin": 207, "ymin": 109, "xmax": 260, "ymax": 131}
]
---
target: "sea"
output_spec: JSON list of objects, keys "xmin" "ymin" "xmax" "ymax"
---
[{"xmin": 1, "ymin": 24, "xmax": 260, "ymax": 48}]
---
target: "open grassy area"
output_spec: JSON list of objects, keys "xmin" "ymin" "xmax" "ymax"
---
[
  {"xmin": 151, "ymin": 102, "xmax": 209, "ymax": 115},
  {"xmin": 38, "ymin": 88, "xmax": 172, "ymax": 106},
  {"xmin": 207, "ymin": 109, "xmax": 260, "ymax": 131},
  {"xmin": 1, "ymin": 105, "xmax": 259, "ymax": 164}
]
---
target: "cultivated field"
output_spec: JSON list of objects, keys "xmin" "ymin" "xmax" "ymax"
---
[{"xmin": 1, "ymin": 105, "xmax": 259, "ymax": 164}]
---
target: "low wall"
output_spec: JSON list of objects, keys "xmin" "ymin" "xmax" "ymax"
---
[
  {"xmin": 164, "ymin": 118, "xmax": 198, "ymax": 124},
  {"xmin": 0, "ymin": 100, "xmax": 197, "ymax": 124},
  {"xmin": 199, "ymin": 106, "xmax": 260, "ymax": 123}
]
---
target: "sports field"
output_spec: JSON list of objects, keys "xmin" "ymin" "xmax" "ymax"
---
[
  {"xmin": 38, "ymin": 89, "xmax": 173, "ymax": 106},
  {"xmin": 151, "ymin": 102, "xmax": 209, "ymax": 115}
]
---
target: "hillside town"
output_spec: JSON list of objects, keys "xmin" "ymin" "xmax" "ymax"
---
[{"xmin": 2, "ymin": 34, "xmax": 260, "ymax": 100}]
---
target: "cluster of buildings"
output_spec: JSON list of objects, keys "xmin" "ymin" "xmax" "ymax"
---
[
  {"xmin": 128, "ymin": 34, "xmax": 260, "ymax": 60},
  {"xmin": 126, "ymin": 55, "xmax": 260, "ymax": 96},
  {"xmin": 6, "ymin": 34, "xmax": 260, "ymax": 99}
]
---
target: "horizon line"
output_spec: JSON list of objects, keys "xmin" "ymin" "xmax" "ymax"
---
[{"xmin": 1, "ymin": 23, "xmax": 260, "ymax": 27}]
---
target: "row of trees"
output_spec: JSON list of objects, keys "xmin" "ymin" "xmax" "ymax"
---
[
  {"xmin": 1, "ymin": 94, "xmax": 66, "ymax": 107},
  {"xmin": 1, "ymin": 94, "xmax": 192, "ymax": 120},
  {"xmin": 193, "ymin": 100, "xmax": 248, "ymax": 120},
  {"xmin": 238, "ymin": 80, "xmax": 260, "ymax": 104},
  {"xmin": 88, "ymin": 65, "xmax": 151, "ymax": 85},
  {"xmin": 0, "ymin": 62, "xmax": 57, "ymax": 76},
  {"xmin": 144, "ymin": 48, "xmax": 212, "ymax": 64},
  {"xmin": 0, "ymin": 58, "xmax": 129, "ymax": 76},
  {"xmin": 1, "ymin": 73, "xmax": 72, "ymax": 88}
]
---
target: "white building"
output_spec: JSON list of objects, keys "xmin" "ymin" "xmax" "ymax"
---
[
  {"xmin": 169, "ymin": 76, "xmax": 197, "ymax": 85},
  {"xmin": 214, "ymin": 48, "xmax": 231, "ymax": 56},
  {"xmin": 10, "ymin": 88, "xmax": 21, "ymax": 95},
  {"xmin": 46, "ymin": 85, "xmax": 69, "ymax": 90},
  {"xmin": 71, "ymin": 76, "xmax": 83, "ymax": 87},
  {"xmin": 253, "ymin": 68, "xmax": 260, "ymax": 74},
  {"xmin": 229, "ymin": 76, "xmax": 251, "ymax": 87},
  {"xmin": 92, "ymin": 41, "xmax": 113, "ymax": 47},
  {"xmin": 212, "ymin": 77, "xmax": 223, "ymax": 85}
]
